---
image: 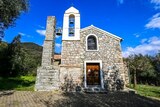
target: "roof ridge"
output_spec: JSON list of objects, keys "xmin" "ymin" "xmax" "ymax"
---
[{"xmin": 80, "ymin": 25, "xmax": 122, "ymax": 41}]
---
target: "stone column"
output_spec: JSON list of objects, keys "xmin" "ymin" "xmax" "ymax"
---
[
  {"xmin": 35, "ymin": 16, "xmax": 60, "ymax": 91},
  {"xmin": 41, "ymin": 16, "xmax": 56, "ymax": 66}
]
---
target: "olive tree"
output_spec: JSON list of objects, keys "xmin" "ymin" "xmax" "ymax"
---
[{"xmin": 0, "ymin": 0, "xmax": 29, "ymax": 40}]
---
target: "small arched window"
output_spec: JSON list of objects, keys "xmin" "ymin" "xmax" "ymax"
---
[{"xmin": 87, "ymin": 35, "xmax": 97, "ymax": 50}]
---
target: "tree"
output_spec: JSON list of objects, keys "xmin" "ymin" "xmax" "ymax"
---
[
  {"xmin": 152, "ymin": 52, "xmax": 160, "ymax": 85},
  {"xmin": 137, "ymin": 55, "xmax": 156, "ymax": 85},
  {"xmin": 154, "ymin": 52, "xmax": 160, "ymax": 73},
  {"xmin": 126, "ymin": 54, "xmax": 155, "ymax": 88},
  {"xmin": 0, "ymin": 35, "xmax": 24, "ymax": 76},
  {"xmin": 7, "ymin": 34, "xmax": 25, "ymax": 76},
  {"xmin": 0, "ymin": 0, "xmax": 29, "ymax": 40},
  {"xmin": 0, "ymin": 42, "xmax": 8, "ymax": 76},
  {"xmin": 0, "ymin": 35, "xmax": 42, "ymax": 77}
]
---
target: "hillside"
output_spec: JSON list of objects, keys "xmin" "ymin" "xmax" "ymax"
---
[
  {"xmin": 21, "ymin": 42, "xmax": 61, "ymax": 55},
  {"xmin": 0, "ymin": 41, "xmax": 43, "ymax": 76},
  {"xmin": 0, "ymin": 39, "xmax": 61, "ymax": 76},
  {"xmin": 21, "ymin": 42, "xmax": 42, "ymax": 55},
  {"xmin": 21, "ymin": 42, "xmax": 43, "ymax": 75},
  {"xmin": 21, "ymin": 42, "xmax": 42, "ymax": 51},
  {"xmin": 1, "ymin": 41, "xmax": 42, "ymax": 52}
]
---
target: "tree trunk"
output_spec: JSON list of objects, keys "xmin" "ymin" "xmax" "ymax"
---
[{"xmin": 133, "ymin": 70, "xmax": 137, "ymax": 88}]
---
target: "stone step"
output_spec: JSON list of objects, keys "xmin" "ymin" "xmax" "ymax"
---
[
  {"xmin": 38, "ymin": 70, "xmax": 59, "ymax": 73},
  {"xmin": 83, "ymin": 87, "xmax": 107, "ymax": 93},
  {"xmin": 39, "ymin": 77, "xmax": 59, "ymax": 79},
  {"xmin": 39, "ymin": 66, "xmax": 60, "ymax": 70},
  {"xmin": 38, "ymin": 73, "xmax": 59, "ymax": 76}
]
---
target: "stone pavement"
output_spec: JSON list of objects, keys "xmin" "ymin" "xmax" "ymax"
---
[{"xmin": 0, "ymin": 90, "xmax": 160, "ymax": 107}]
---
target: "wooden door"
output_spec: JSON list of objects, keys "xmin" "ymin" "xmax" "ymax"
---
[{"xmin": 86, "ymin": 63, "xmax": 100, "ymax": 85}]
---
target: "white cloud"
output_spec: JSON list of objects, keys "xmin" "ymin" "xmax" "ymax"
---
[
  {"xmin": 117, "ymin": 0, "xmax": 124, "ymax": 4},
  {"xmin": 38, "ymin": 25, "xmax": 45, "ymax": 29},
  {"xmin": 18, "ymin": 32, "xmax": 33, "ymax": 38},
  {"xmin": 36, "ymin": 30, "xmax": 46, "ymax": 36},
  {"xmin": 151, "ymin": 0, "xmax": 160, "ymax": 9},
  {"xmin": 154, "ymin": 5, "xmax": 160, "ymax": 9},
  {"xmin": 36, "ymin": 30, "xmax": 62, "ymax": 38},
  {"xmin": 2, "ymin": 38, "xmax": 6, "ymax": 42},
  {"xmin": 55, "ymin": 35, "xmax": 61, "ymax": 38},
  {"xmin": 55, "ymin": 43, "xmax": 61, "ymax": 48},
  {"xmin": 123, "ymin": 36, "xmax": 160, "ymax": 57},
  {"xmin": 145, "ymin": 13, "xmax": 160, "ymax": 29},
  {"xmin": 141, "ymin": 38, "xmax": 148, "ymax": 43},
  {"xmin": 134, "ymin": 33, "xmax": 140, "ymax": 38},
  {"xmin": 148, "ymin": 36, "xmax": 160, "ymax": 45},
  {"xmin": 19, "ymin": 32, "xmax": 25, "ymax": 36},
  {"xmin": 151, "ymin": 0, "xmax": 160, "ymax": 4}
]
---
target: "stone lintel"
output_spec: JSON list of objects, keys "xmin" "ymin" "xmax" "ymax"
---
[{"xmin": 59, "ymin": 64, "xmax": 81, "ymax": 68}]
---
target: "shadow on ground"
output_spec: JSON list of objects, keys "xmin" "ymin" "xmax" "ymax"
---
[
  {"xmin": 38, "ymin": 91, "xmax": 160, "ymax": 107},
  {"xmin": 0, "ymin": 90, "xmax": 15, "ymax": 97},
  {"xmin": 0, "ymin": 91, "xmax": 160, "ymax": 107}
]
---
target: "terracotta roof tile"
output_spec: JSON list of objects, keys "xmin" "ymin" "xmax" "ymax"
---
[{"xmin": 54, "ymin": 55, "xmax": 61, "ymax": 60}]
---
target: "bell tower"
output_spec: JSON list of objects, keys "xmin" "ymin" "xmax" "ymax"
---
[{"xmin": 62, "ymin": 6, "xmax": 80, "ymax": 40}]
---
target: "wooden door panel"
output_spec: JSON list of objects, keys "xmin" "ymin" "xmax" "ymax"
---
[{"xmin": 86, "ymin": 63, "xmax": 100, "ymax": 85}]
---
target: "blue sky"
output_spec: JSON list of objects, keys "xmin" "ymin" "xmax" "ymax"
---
[{"xmin": 3, "ymin": 0, "xmax": 160, "ymax": 57}]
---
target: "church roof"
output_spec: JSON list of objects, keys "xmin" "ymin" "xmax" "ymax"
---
[
  {"xmin": 80, "ymin": 25, "xmax": 123, "ymax": 41},
  {"xmin": 65, "ymin": 6, "xmax": 79, "ymax": 14},
  {"xmin": 54, "ymin": 55, "xmax": 61, "ymax": 60}
]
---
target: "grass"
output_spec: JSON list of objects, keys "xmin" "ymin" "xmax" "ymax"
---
[
  {"xmin": 0, "ymin": 76, "xmax": 36, "ymax": 91},
  {"xmin": 0, "ymin": 76, "xmax": 160, "ymax": 99},
  {"xmin": 129, "ymin": 84, "xmax": 160, "ymax": 99}
]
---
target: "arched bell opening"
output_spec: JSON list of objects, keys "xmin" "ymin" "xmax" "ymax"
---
[{"xmin": 69, "ymin": 14, "xmax": 75, "ymax": 36}]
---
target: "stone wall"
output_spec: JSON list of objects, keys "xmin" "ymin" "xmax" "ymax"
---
[
  {"xmin": 60, "ymin": 41, "xmax": 83, "ymax": 91},
  {"xmin": 35, "ymin": 66, "xmax": 60, "ymax": 91},
  {"xmin": 61, "ymin": 41, "xmax": 83, "ymax": 67},
  {"xmin": 59, "ymin": 67, "xmax": 82, "ymax": 91}
]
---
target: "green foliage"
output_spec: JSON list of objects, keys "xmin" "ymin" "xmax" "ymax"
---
[
  {"xmin": 0, "ymin": 35, "xmax": 42, "ymax": 77},
  {"xmin": 127, "ymin": 54, "xmax": 154, "ymax": 73},
  {"xmin": 0, "ymin": 0, "xmax": 28, "ymax": 28},
  {"xmin": 0, "ymin": 0, "xmax": 29, "ymax": 40},
  {"xmin": 7, "ymin": 35, "xmax": 25, "ymax": 76},
  {"xmin": 129, "ymin": 84, "xmax": 160, "ymax": 99},
  {"xmin": 153, "ymin": 52, "xmax": 160, "ymax": 74},
  {"xmin": 0, "ymin": 42, "xmax": 8, "ymax": 74},
  {"xmin": 125, "ymin": 54, "xmax": 160, "ymax": 86},
  {"xmin": 0, "ymin": 76, "xmax": 35, "ymax": 91},
  {"xmin": 21, "ymin": 42, "xmax": 42, "ymax": 75}
]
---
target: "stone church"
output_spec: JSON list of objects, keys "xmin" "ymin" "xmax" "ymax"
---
[{"xmin": 35, "ymin": 6, "xmax": 129, "ymax": 92}]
